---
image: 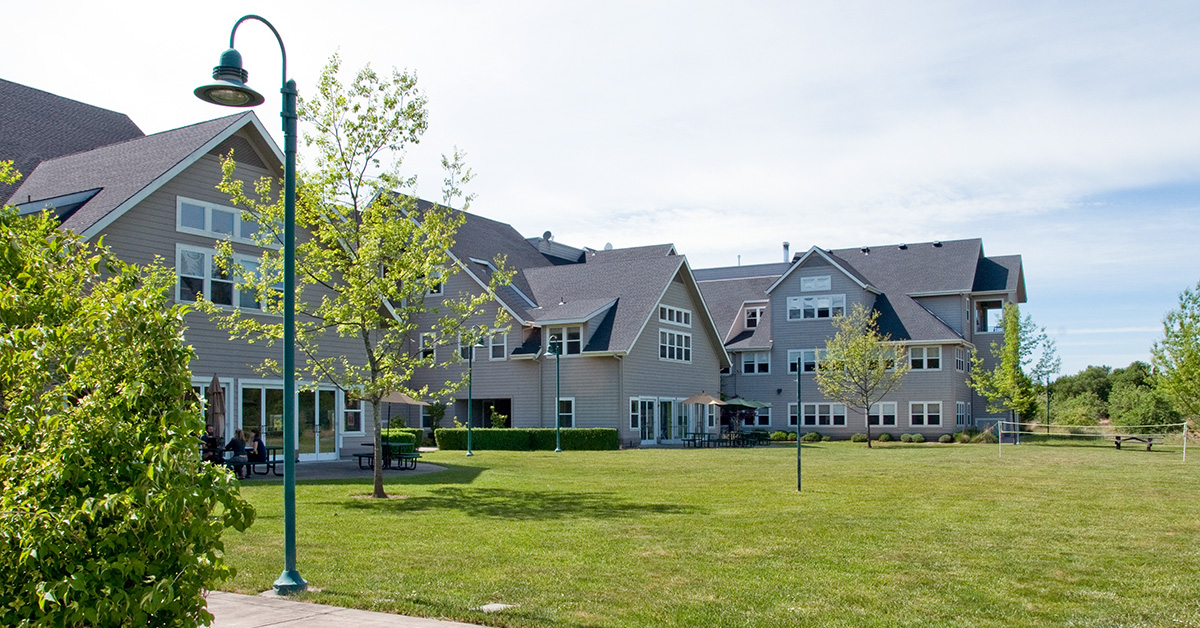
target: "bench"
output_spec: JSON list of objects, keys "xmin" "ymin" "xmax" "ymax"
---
[
  {"xmin": 354, "ymin": 452, "xmax": 376, "ymax": 469},
  {"xmin": 1114, "ymin": 435, "xmax": 1155, "ymax": 451},
  {"xmin": 393, "ymin": 443, "xmax": 421, "ymax": 470}
]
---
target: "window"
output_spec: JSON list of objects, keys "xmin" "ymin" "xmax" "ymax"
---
[
  {"xmin": 420, "ymin": 333, "xmax": 436, "ymax": 362},
  {"xmin": 558, "ymin": 398, "xmax": 575, "ymax": 428},
  {"xmin": 629, "ymin": 399, "xmax": 640, "ymax": 429},
  {"xmin": 742, "ymin": 351, "xmax": 770, "ymax": 374},
  {"xmin": 910, "ymin": 346, "xmax": 941, "ymax": 370},
  {"xmin": 753, "ymin": 407, "xmax": 771, "ymax": 427},
  {"xmin": 976, "ymin": 300, "xmax": 1004, "ymax": 333},
  {"xmin": 800, "ymin": 275, "xmax": 831, "ymax": 292},
  {"xmin": 911, "ymin": 401, "xmax": 942, "ymax": 426},
  {"xmin": 787, "ymin": 294, "xmax": 846, "ymax": 320},
  {"xmin": 788, "ymin": 403, "xmax": 799, "ymax": 426},
  {"xmin": 659, "ymin": 305, "xmax": 692, "ymax": 327},
  {"xmin": 802, "ymin": 403, "xmax": 846, "ymax": 427},
  {"xmin": 176, "ymin": 245, "xmax": 267, "ymax": 310},
  {"xmin": 955, "ymin": 347, "xmax": 966, "ymax": 372},
  {"xmin": 868, "ymin": 402, "xmax": 897, "ymax": 426},
  {"xmin": 788, "ymin": 349, "xmax": 822, "ymax": 373},
  {"xmin": 343, "ymin": 397, "xmax": 363, "ymax": 433},
  {"xmin": 956, "ymin": 401, "xmax": 969, "ymax": 426},
  {"xmin": 744, "ymin": 305, "xmax": 765, "ymax": 329},
  {"xmin": 426, "ymin": 268, "xmax": 444, "ymax": 296},
  {"xmin": 458, "ymin": 335, "xmax": 485, "ymax": 360},
  {"xmin": 420, "ymin": 406, "xmax": 434, "ymax": 429},
  {"xmin": 707, "ymin": 405, "xmax": 717, "ymax": 428},
  {"xmin": 177, "ymin": 196, "xmax": 261, "ymax": 243},
  {"xmin": 490, "ymin": 333, "xmax": 507, "ymax": 360},
  {"xmin": 659, "ymin": 330, "xmax": 692, "ymax": 363},
  {"xmin": 546, "ymin": 326, "xmax": 582, "ymax": 355}
]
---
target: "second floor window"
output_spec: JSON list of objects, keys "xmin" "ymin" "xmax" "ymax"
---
[
  {"xmin": 659, "ymin": 330, "xmax": 692, "ymax": 363},
  {"xmin": 787, "ymin": 349, "xmax": 823, "ymax": 373},
  {"xmin": 742, "ymin": 351, "xmax": 770, "ymax": 374},
  {"xmin": 547, "ymin": 326, "xmax": 582, "ymax": 355},
  {"xmin": 420, "ymin": 333, "xmax": 436, "ymax": 362},
  {"xmin": 490, "ymin": 333, "xmax": 507, "ymax": 360},
  {"xmin": 910, "ymin": 346, "xmax": 941, "ymax": 370},
  {"xmin": 176, "ymin": 245, "xmax": 268, "ymax": 310}
]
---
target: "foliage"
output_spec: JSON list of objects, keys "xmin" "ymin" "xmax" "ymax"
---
[
  {"xmin": 211, "ymin": 54, "xmax": 511, "ymax": 498},
  {"xmin": 1051, "ymin": 365, "xmax": 1114, "ymax": 403},
  {"xmin": 800, "ymin": 431, "xmax": 823, "ymax": 442},
  {"xmin": 877, "ymin": 432, "xmax": 894, "ymax": 442},
  {"xmin": 0, "ymin": 205, "xmax": 253, "ymax": 626},
  {"xmin": 969, "ymin": 303, "xmax": 1060, "ymax": 421},
  {"xmin": 815, "ymin": 303, "xmax": 910, "ymax": 447},
  {"xmin": 770, "ymin": 431, "xmax": 794, "ymax": 441},
  {"xmin": 1050, "ymin": 390, "xmax": 1104, "ymax": 426},
  {"xmin": 380, "ymin": 428, "xmax": 424, "ymax": 447},
  {"xmin": 425, "ymin": 401, "xmax": 448, "ymax": 431},
  {"xmin": 1108, "ymin": 382, "xmax": 1181, "ymax": 434},
  {"xmin": 900, "ymin": 433, "xmax": 914, "ymax": 442},
  {"xmin": 969, "ymin": 429, "xmax": 999, "ymax": 444},
  {"xmin": 850, "ymin": 433, "xmax": 869, "ymax": 443},
  {"xmin": 435, "ymin": 428, "xmax": 620, "ymax": 451},
  {"xmin": 911, "ymin": 433, "xmax": 926, "ymax": 443},
  {"xmin": 938, "ymin": 434, "xmax": 953, "ymax": 443},
  {"xmin": 488, "ymin": 411, "xmax": 509, "ymax": 428},
  {"xmin": 1152, "ymin": 281, "xmax": 1200, "ymax": 419}
]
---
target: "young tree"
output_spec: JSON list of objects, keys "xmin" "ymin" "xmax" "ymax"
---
[
  {"xmin": 211, "ymin": 55, "xmax": 510, "ymax": 498},
  {"xmin": 1151, "ymin": 281, "xmax": 1200, "ymax": 421},
  {"xmin": 969, "ymin": 303, "xmax": 1060, "ymax": 425},
  {"xmin": 814, "ymin": 303, "xmax": 910, "ymax": 448},
  {"xmin": 0, "ymin": 173, "xmax": 253, "ymax": 626}
]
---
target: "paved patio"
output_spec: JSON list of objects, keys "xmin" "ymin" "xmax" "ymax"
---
[{"xmin": 207, "ymin": 591, "xmax": 494, "ymax": 628}]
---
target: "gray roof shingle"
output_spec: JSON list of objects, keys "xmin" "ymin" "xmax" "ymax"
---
[{"xmin": 1, "ymin": 79, "xmax": 144, "ymax": 204}]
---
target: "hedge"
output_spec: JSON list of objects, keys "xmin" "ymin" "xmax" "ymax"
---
[
  {"xmin": 379, "ymin": 427, "xmax": 422, "ymax": 448},
  {"xmin": 435, "ymin": 428, "xmax": 619, "ymax": 451}
]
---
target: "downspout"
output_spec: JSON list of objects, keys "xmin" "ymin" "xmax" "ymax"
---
[{"xmin": 617, "ymin": 354, "xmax": 624, "ymax": 445}]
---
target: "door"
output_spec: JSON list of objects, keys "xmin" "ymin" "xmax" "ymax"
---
[
  {"xmin": 297, "ymin": 389, "xmax": 340, "ymax": 461},
  {"xmin": 659, "ymin": 400, "xmax": 675, "ymax": 442},
  {"xmin": 639, "ymin": 398, "xmax": 656, "ymax": 445}
]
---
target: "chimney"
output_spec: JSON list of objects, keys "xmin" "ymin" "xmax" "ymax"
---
[{"xmin": 783, "ymin": 241, "xmax": 790, "ymax": 262}]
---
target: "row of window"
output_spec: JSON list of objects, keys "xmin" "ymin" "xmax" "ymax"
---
[
  {"xmin": 743, "ymin": 401, "xmax": 971, "ymax": 428},
  {"xmin": 420, "ymin": 332, "xmax": 509, "ymax": 361},
  {"xmin": 740, "ymin": 346, "xmax": 971, "ymax": 375}
]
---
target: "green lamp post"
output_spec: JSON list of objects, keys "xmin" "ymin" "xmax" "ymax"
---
[
  {"xmin": 548, "ymin": 335, "xmax": 562, "ymax": 452},
  {"xmin": 194, "ymin": 14, "xmax": 305, "ymax": 595},
  {"xmin": 466, "ymin": 343, "xmax": 474, "ymax": 457},
  {"xmin": 796, "ymin": 355, "xmax": 803, "ymax": 492}
]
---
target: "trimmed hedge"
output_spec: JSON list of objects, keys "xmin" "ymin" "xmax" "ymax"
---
[
  {"xmin": 379, "ymin": 428, "xmax": 422, "ymax": 448},
  {"xmin": 434, "ymin": 428, "xmax": 619, "ymax": 451}
]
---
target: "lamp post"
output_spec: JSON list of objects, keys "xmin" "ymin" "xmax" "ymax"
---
[
  {"xmin": 466, "ymin": 344, "xmax": 474, "ymax": 457},
  {"xmin": 194, "ymin": 14, "xmax": 305, "ymax": 595},
  {"xmin": 548, "ymin": 335, "xmax": 562, "ymax": 452},
  {"xmin": 796, "ymin": 355, "xmax": 802, "ymax": 492}
]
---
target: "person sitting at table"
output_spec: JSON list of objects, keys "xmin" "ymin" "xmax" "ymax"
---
[
  {"xmin": 224, "ymin": 429, "xmax": 249, "ymax": 479},
  {"xmin": 200, "ymin": 425, "xmax": 222, "ymax": 463},
  {"xmin": 248, "ymin": 428, "xmax": 267, "ymax": 464}
]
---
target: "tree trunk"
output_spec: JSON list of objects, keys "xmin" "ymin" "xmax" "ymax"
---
[{"xmin": 371, "ymin": 398, "xmax": 386, "ymax": 498}]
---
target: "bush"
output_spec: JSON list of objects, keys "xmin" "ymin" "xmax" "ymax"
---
[
  {"xmin": 1051, "ymin": 390, "xmax": 1106, "ymax": 426},
  {"xmin": 851, "ymin": 433, "xmax": 869, "ymax": 442},
  {"xmin": 954, "ymin": 430, "xmax": 975, "ymax": 443},
  {"xmin": 380, "ymin": 427, "xmax": 422, "ymax": 448},
  {"xmin": 971, "ymin": 429, "xmax": 999, "ymax": 444},
  {"xmin": 1109, "ymin": 382, "xmax": 1181, "ymax": 433},
  {"xmin": 821, "ymin": 434, "xmax": 832, "ymax": 441},
  {"xmin": 900, "ymin": 433, "xmax": 914, "ymax": 442},
  {"xmin": 800, "ymin": 431, "xmax": 823, "ymax": 442},
  {"xmin": 911, "ymin": 433, "xmax": 926, "ymax": 443},
  {"xmin": 877, "ymin": 432, "xmax": 894, "ymax": 442},
  {"xmin": 0, "ymin": 207, "xmax": 253, "ymax": 627},
  {"xmin": 434, "ymin": 428, "xmax": 619, "ymax": 451},
  {"xmin": 770, "ymin": 431, "xmax": 793, "ymax": 441},
  {"xmin": 938, "ymin": 434, "xmax": 953, "ymax": 443}
]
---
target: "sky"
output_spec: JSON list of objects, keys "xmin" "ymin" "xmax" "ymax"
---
[{"xmin": 6, "ymin": 0, "xmax": 1200, "ymax": 376}]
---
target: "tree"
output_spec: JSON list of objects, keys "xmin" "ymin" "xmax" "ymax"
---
[
  {"xmin": 969, "ymin": 303, "xmax": 1060, "ymax": 424},
  {"xmin": 1109, "ymin": 381, "xmax": 1180, "ymax": 434},
  {"xmin": 211, "ymin": 55, "xmax": 510, "ymax": 498},
  {"xmin": 1050, "ymin": 364, "xmax": 1113, "ymax": 404},
  {"xmin": 814, "ymin": 303, "xmax": 910, "ymax": 448},
  {"xmin": 1151, "ymin": 281, "xmax": 1200, "ymax": 421},
  {"xmin": 0, "ymin": 170, "xmax": 253, "ymax": 626}
]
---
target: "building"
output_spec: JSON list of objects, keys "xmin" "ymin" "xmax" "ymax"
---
[{"xmin": 696, "ymin": 239, "xmax": 1025, "ymax": 438}]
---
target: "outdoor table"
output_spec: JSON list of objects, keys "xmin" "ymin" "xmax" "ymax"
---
[{"xmin": 257, "ymin": 445, "xmax": 283, "ymax": 476}]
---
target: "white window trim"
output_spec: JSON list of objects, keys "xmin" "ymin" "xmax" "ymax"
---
[
  {"xmin": 420, "ymin": 332, "xmax": 437, "ymax": 363},
  {"xmin": 741, "ymin": 351, "xmax": 770, "ymax": 375},
  {"xmin": 546, "ymin": 325, "xmax": 583, "ymax": 356},
  {"xmin": 177, "ymin": 196, "xmax": 267, "ymax": 245},
  {"xmin": 786, "ymin": 294, "xmax": 847, "ymax": 321},
  {"xmin": 176, "ymin": 244, "xmax": 272, "ymax": 312},
  {"xmin": 426, "ymin": 268, "xmax": 445, "ymax": 296},
  {"xmin": 342, "ymin": 396, "xmax": 365, "ymax": 435},
  {"xmin": 955, "ymin": 347, "xmax": 966, "ymax": 372},
  {"xmin": 910, "ymin": 401, "xmax": 943, "ymax": 427},
  {"xmin": 658, "ymin": 304, "xmax": 693, "ymax": 328},
  {"xmin": 788, "ymin": 348, "xmax": 823, "ymax": 373},
  {"xmin": 558, "ymin": 397, "xmax": 576, "ymax": 428},
  {"xmin": 802, "ymin": 402, "xmax": 847, "ymax": 427},
  {"xmin": 910, "ymin": 346, "xmax": 943, "ymax": 371},
  {"xmin": 744, "ymin": 305, "xmax": 765, "ymax": 329},
  {"xmin": 659, "ymin": 329, "xmax": 693, "ymax": 363},
  {"xmin": 956, "ymin": 401, "xmax": 968, "ymax": 426},
  {"xmin": 800, "ymin": 275, "xmax": 832, "ymax": 292},
  {"xmin": 490, "ymin": 332, "xmax": 508, "ymax": 361},
  {"xmin": 629, "ymin": 398, "xmax": 640, "ymax": 429},
  {"xmin": 868, "ymin": 401, "xmax": 898, "ymax": 427}
]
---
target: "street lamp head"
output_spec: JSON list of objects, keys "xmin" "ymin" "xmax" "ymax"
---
[{"xmin": 194, "ymin": 48, "xmax": 265, "ymax": 108}]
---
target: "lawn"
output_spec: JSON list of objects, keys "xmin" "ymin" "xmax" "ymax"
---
[{"xmin": 220, "ymin": 443, "xmax": 1200, "ymax": 627}]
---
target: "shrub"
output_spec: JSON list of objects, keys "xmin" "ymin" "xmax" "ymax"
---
[
  {"xmin": 900, "ymin": 433, "xmax": 914, "ymax": 442},
  {"xmin": 954, "ymin": 430, "xmax": 975, "ymax": 443},
  {"xmin": 434, "ymin": 428, "xmax": 619, "ymax": 451},
  {"xmin": 877, "ymin": 432, "xmax": 894, "ymax": 442},
  {"xmin": 800, "ymin": 431, "xmax": 823, "ymax": 442},
  {"xmin": 0, "ymin": 207, "xmax": 254, "ymax": 627},
  {"xmin": 911, "ymin": 433, "xmax": 926, "ymax": 443},
  {"xmin": 380, "ymin": 427, "xmax": 423, "ymax": 448},
  {"xmin": 971, "ymin": 429, "xmax": 999, "ymax": 444},
  {"xmin": 938, "ymin": 434, "xmax": 953, "ymax": 443},
  {"xmin": 821, "ymin": 435, "xmax": 832, "ymax": 442},
  {"xmin": 770, "ymin": 431, "xmax": 792, "ymax": 441},
  {"xmin": 851, "ymin": 433, "xmax": 869, "ymax": 442}
]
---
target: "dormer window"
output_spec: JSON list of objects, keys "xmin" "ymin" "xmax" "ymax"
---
[
  {"xmin": 546, "ymin": 326, "xmax": 582, "ymax": 355},
  {"xmin": 745, "ymin": 306, "xmax": 765, "ymax": 329}
]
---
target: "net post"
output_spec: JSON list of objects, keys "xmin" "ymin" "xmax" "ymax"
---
[
  {"xmin": 998, "ymin": 421, "xmax": 1003, "ymax": 458},
  {"xmin": 1183, "ymin": 422, "xmax": 1187, "ymax": 463}
]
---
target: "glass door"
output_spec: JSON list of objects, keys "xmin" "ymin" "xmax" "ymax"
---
[
  {"xmin": 639, "ymin": 398, "xmax": 656, "ymax": 445},
  {"xmin": 297, "ymin": 389, "xmax": 340, "ymax": 461}
]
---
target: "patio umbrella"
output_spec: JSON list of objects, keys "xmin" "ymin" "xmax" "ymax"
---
[
  {"xmin": 682, "ymin": 392, "xmax": 726, "ymax": 406},
  {"xmin": 380, "ymin": 391, "xmax": 430, "ymax": 430},
  {"xmin": 723, "ymin": 397, "xmax": 771, "ymax": 409},
  {"xmin": 206, "ymin": 373, "xmax": 226, "ymax": 441}
]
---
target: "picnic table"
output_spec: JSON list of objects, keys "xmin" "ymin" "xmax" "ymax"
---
[
  {"xmin": 357, "ymin": 442, "xmax": 422, "ymax": 470},
  {"xmin": 1113, "ymin": 435, "xmax": 1156, "ymax": 451},
  {"xmin": 220, "ymin": 445, "xmax": 283, "ymax": 477}
]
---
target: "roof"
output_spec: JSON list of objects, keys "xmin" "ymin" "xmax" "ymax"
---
[
  {"xmin": 581, "ymin": 243, "xmax": 677, "ymax": 263},
  {"xmin": 8, "ymin": 112, "xmax": 272, "ymax": 238},
  {"xmin": 695, "ymin": 274, "xmax": 776, "ymax": 347},
  {"xmin": 1, "ymin": 79, "xmax": 144, "ymax": 203}
]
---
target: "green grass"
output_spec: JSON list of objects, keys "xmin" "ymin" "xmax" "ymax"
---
[{"xmin": 221, "ymin": 443, "xmax": 1200, "ymax": 627}]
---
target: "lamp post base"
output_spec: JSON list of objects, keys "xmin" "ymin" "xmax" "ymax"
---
[{"xmin": 273, "ymin": 570, "xmax": 307, "ymax": 595}]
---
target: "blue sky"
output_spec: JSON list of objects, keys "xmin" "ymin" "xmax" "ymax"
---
[{"xmin": 6, "ymin": 0, "xmax": 1200, "ymax": 376}]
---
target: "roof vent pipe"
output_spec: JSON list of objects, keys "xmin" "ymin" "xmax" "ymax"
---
[
  {"xmin": 783, "ymin": 241, "xmax": 790, "ymax": 262},
  {"xmin": 898, "ymin": 243, "xmax": 908, "ymax": 250}
]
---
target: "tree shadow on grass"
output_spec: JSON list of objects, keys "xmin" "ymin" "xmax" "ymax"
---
[
  {"xmin": 295, "ymin": 462, "xmax": 487, "ymax": 488},
  {"xmin": 335, "ymin": 486, "xmax": 704, "ymax": 521}
]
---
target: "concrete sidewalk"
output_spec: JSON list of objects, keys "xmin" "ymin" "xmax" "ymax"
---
[{"xmin": 207, "ymin": 591, "xmax": 493, "ymax": 628}]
